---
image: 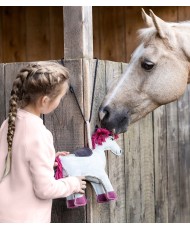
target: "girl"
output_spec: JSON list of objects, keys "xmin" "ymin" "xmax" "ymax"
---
[{"xmin": 0, "ymin": 61, "xmax": 86, "ymax": 223}]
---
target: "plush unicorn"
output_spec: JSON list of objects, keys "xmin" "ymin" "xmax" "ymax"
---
[{"xmin": 55, "ymin": 128, "xmax": 122, "ymax": 208}]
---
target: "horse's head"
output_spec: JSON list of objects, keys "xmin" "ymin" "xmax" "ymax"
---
[
  {"xmin": 92, "ymin": 128, "xmax": 122, "ymax": 156},
  {"xmin": 99, "ymin": 9, "xmax": 190, "ymax": 134}
]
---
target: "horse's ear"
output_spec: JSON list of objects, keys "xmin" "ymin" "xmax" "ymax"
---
[
  {"xmin": 149, "ymin": 9, "xmax": 171, "ymax": 40},
  {"xmin": 141, "ymin": 8, "xmax": 153, "ymax": 27}
]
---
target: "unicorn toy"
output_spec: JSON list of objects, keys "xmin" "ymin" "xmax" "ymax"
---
[{"xmin": 55, "ymin": 128, "xmax": 122, "ymax": 208}]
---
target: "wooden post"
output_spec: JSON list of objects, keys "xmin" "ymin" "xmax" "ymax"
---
[
  {"xmin": 64, "ymin": 6, "xmax": 93, "ymax": 59},
  {"xmin": 64, "ymin": 6, "xmax": 93, "ymax": 149}
]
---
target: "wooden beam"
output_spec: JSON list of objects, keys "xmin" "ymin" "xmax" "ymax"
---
[{"xmin": 64, "ymin": 6, "xmax": 93, "ymax": 59}]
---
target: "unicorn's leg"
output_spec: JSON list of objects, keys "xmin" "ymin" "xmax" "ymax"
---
[
  {"xmin": 66, "ymin": 193, "xmax": 87, "ymax": 208},
  {"xmin": 86, "ymin": 175, "xmax": 117, "ymax": 203}
]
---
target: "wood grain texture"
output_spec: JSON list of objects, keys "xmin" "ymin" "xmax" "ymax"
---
[
  {"xmin": 49, "ymin": 7, "xmax": 64, "ymax": 60},
  {"xmin": 153, "ymin": 106, "xmax": 168, "ymax": 223},
  {"xmin": 1, "ymin": 7, "xmax": 26, "ymax": 62},
  {"xmin": 0, "ymin": 64, "xmax": 5, "ymax": 125},
  {"xmin": 125, "ymin": 121, "xmax": 141, "ymax": 222},
  {"xmin": 86, "ymin": 59, "xmax": 111, "ymax": 223},
  {"xmin": 166, "ymin": 101, "xmax": 180, "ymax": 223},
  {"xmin": 139, "ymin": 113, "xmax": 155, "ymax": 222},
  {"xmin": 177, "ymin": 87, "xmax": 190, "ymax": 222},
  {"xmin": 105, "ymin": 61, "xmax": 126, "ymax": 223},
  {"xmin": 25, "ymin": 7, "xmax": 50, "ymax": 61},
  {"xmin": 64, "ymin": 7, "xmax": 93, "ymax": 59}
]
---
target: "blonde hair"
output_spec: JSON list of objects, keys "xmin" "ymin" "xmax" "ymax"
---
[{"xmin": 4, "ymin": 61, "xmax": 69, "ymax": 177}]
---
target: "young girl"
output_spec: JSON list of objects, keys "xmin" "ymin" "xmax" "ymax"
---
[{"xmin": 0, "ymin": 61, "xmax": 86, "ymax": 223}]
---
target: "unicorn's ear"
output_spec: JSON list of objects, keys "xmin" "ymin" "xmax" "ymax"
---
[
  {"xmin": 141, "ymin": 8, "xmax": 153, "ymax": 27},
  {"xmin": 149, "ymin": 9, "xmax": 171, "ymax": 40}
]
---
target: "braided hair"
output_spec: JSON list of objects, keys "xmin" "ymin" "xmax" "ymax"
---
[{"xmin": 4, "ymin": 61, "xmax": 69, "ymax": 177}]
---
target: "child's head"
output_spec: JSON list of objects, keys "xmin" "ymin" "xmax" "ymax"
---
[{"xmin": 5, "ymin": 61, "xmax": 69, "ymax": 176}]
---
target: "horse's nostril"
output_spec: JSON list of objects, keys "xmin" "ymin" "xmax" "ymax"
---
[{"xmin": 99, "ymin": 106, "xmax": 110, "ymax": 121}]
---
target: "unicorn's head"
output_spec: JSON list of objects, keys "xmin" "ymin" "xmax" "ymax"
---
[{"xmin": 92, "ymin": 128, "xmax": 122, "ymax": 156}]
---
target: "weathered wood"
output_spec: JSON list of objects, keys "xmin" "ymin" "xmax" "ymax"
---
[
  {"xmin": 0, "ymin": 8, "xmax": 2, "ymax": 62},
  {"xmin": 64, "ymin": 6, "xmax": 93, "ymax": 59},
  {"xmin": 178, "ymin": 87, "xmax": 190, "ymax": 222},
  {"xmin": 139, "ymin": 113, "xmax": 155, "ymax": 222},
  {"xmin": 153, "ymin": 106, "xmax": 168, "ymax": 223},
  {"xmin": 177, "ymin": 7, "xmax": 190, "ymax": 223},
  {"xmin": 105, "ymin": 61, "xmax": 126, "ymax": 223},
  {"xmin": 0, "ymin": 64, "xmax": 5, "ymax": 125},
  {"xmin": 166, "ymin": 101, "xmax": 180, "ymax": 222},
  {"xmin": 125, "ymin": 121, "xmax": 141, "ymax": 222},
  {"xmin": 86, "ymin": 59, "xmax": 111, "ymax": 223}
]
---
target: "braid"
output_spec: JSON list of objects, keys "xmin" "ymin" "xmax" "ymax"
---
[
  {"xmin": 4, "ymin": 61, "xmax": 69, "ymax": 177},
  {"xmin": 4, "ymin": 71, "xmax": 28, "ymax": 177}
]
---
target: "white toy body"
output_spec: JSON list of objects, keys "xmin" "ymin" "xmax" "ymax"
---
[{"xmin": 57, "ymin": 128, "xmax": 122, "ymax": 208}]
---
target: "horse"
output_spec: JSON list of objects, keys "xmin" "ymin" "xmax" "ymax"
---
[
  {"xmin": 55, "ymin": 128, "xmax": 122, "ymax": 208},
  {"xmin": 99, "ymin": 8, "xmax": 190, "ymax": 134}
]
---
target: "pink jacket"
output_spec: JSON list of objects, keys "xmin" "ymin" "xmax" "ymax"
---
[{"xmin": 0, "ymin": 109, "xmax": 81, "ymax": 223}]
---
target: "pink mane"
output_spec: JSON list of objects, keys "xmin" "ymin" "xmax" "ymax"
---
[{"xmin": 91, "ymin": 128, "xmax": 119, "ymax": 149}]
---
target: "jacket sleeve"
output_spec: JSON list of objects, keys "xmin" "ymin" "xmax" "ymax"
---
[
  {"xmin": 27, "ymin": 132, "xmax": 81, "ymax": 200},
  {"xmin": 0, "ymin": 120, "xmax": 8, "ymax": 182}
]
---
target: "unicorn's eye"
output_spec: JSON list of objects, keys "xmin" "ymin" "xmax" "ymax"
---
[
  {"xmin": 141, "ymin": 59, "xmax": 155, "ymax": 71},
  {"xmin": 111, "ymin": 137, "xmax": 114, "ymax": 141}
]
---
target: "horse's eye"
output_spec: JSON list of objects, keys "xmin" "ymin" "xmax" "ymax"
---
[{"xmin": 141, "ymin": 60, "xmax": 155, "ymax": 71}]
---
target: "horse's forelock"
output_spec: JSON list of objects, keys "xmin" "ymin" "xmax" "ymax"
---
[{"xmin": 137, "ymin": 27, "xmax": 157, "ymax": 43}]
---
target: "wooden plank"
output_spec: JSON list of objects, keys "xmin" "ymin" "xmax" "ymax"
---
[
  {"xmin": 92, "ymin": 7, "xmax": 100, "ymax": 59},
  {"xmin": 124, "ymin": 121, "xmax": 141, "ymax": 222},
  {"xmin": 64, "ymin": 7, "xmax": 93, "ymax": 59},
  {"xmin": 105, "ymin": 61, "xmax": 126, "ymax": 223},
  {"xmin": 86, "ymin": 59, "xmax": 112, "ymax": 223},
  {"xmin": 0, "ymin": 64, "xmax": 5, "ymax": 125},
  {"xmin": 99, "ymin": 7, "xmax": 125, "ymax": 62},
  {"xmin": 166, "ymin": 101, "xmax": 180, "ymax": 222},
  {"xmin": 25, "ymin": 7, "xmax": 50, "ymax": 61},
  {"xmin": 139, "ymin": 113, "xmax": 155, "ymax": 222},
  {"xmin": 177, "ymin": 6, "xmax": 190, "ymax": 223},
  {"xmin": 44, "ymin": 59, "xmax": 86, "ymax": 223},
  {"xmin": 177, "ymin": 87, "xmax": 190, "ymax": 222},
  {"xmin": 153, "ymin": 106, "xmax": 168, "ymax": 222},
  {"xmin": 49, "ymin": 7, "xmax": 64, "ymax": 60},
  {"xmin": 0, "ymin": 8, "xmax": 2, "ymax": 62},
  {"xmin": 1, "ymin": 7, "xmax": 26, "ymax": 62}
]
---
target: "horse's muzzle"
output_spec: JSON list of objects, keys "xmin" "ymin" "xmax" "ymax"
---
[{"xmin": 99, "ymin": 105, "xmax": 131, "ymax": 134}]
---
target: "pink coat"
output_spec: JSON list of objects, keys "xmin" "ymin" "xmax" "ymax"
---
[{"xmin": 0, "ymin": 109, "xmax": 81, "ymax": 223}]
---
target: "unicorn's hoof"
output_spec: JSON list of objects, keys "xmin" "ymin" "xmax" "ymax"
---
[
  {"xmin": 106, "ymin": 191, "xmax": 117, "ymax": 200},
  {"xmin": 67, "ymin": 195, "xmax": 87, "ymax": 208},
  {"xmin": 97, "ymin": 191, "xmax": 117, "ymax": 203}
]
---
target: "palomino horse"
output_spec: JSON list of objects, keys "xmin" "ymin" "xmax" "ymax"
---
[
  {"xmin": 55, "ymin": 128, "xmax": 122, "ymax": 208},
  {"xmin": 99, "ymin": 9, "xmax": 190, "ymax": 134}
]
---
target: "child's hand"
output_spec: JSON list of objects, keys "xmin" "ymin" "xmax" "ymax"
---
[
  {"xmin": 76, "ymin": 176, "xmax": 86, "ymax": 194},
  {"xmin": 54, "ymin": 151, "xmax": 70, "ymax": 167}
]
